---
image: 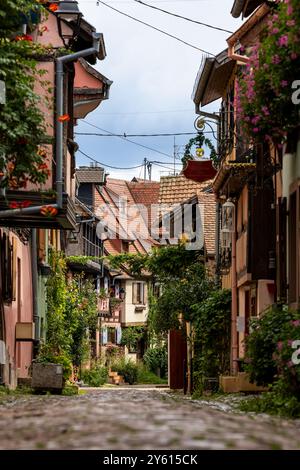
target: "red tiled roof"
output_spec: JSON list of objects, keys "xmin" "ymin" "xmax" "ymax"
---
[{"xmin": 159, "ymin": 174, "xmax": 215, "ymax": 255}]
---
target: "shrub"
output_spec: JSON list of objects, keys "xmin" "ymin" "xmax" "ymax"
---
[
  {"xmin": 137, "ymin": 365, "xmax": 168, "ymax": 385},
  {"xmin": 111, "ymin": 357, "xmax": 139, "ymax": 385},
  {"xmin": 192, "ymin": 289, "xmax": 231, "ymax": 394},
  {"xmin": 239, "ymin": 379, "xmax": 300, "ymax": 419},
  {"xmin": 244, "ymin": 305, "xmax": 299, "ymax": 387},
  {"xmin": 143, "ymin": 346, "xmax": 168, "ymax": 378},
  {"xmin": 81, "ymin": 364, "xmax": 108, "ymax": 387}
]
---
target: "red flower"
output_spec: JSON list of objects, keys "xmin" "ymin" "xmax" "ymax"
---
[
  {"xmin": 20, "ymin": 200, "xmax": 32, "ymax": 209},
  {"xmin": 40, "ymin": 206, "xmax": 58, "ymax": 217},
  {"xmin": 15, "ymin": 35, "xmax": 33, "ymax": 42},
  {"xmin": 49, "ymin": 4, "xmax": 59, "ymax": 12},
  {"xmin": 9, "ymin": 202, "xmax": 19, "ymax": 209},
  {"xmin": 38, "ymin": 163, "xmax": 48, "ymax": 170}
]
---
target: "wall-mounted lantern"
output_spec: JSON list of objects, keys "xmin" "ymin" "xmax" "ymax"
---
[{"xmin": 220, "ymin": 199, "xmax": 235, "ymax": 249}]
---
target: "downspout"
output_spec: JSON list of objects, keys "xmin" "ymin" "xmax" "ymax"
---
[
  {"xmin": 231, "ymin": 205, "xmax": 238, "ymax": 375},
  {"xmin": 55, "ymin": 32, "xmax": 102, "ymax": 208},
  {"xmin": 31, "ymin": 229, "xmax": 39, "ymax": 355},
  {"xmin": 215, "ymin": 202, "xmax": 221, "ymax": 287}
]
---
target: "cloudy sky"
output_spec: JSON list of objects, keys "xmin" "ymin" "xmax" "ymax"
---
[{"xmin": 75, "ymin": 0, "xmax": 242, "ymax": 181}]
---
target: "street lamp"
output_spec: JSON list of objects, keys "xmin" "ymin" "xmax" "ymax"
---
[{"xmin": 53, "ymin": 1, "xmax": 83, "ymax": 48}]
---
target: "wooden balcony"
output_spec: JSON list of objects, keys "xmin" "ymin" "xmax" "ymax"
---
[{"xmin": 0, "ymin": 191, "xmax": 76, "ymax": 229}]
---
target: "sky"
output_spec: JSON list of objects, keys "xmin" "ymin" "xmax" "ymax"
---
[{"xmin": 75, "ymin": 0, "xmax": 242, "ymax": 181}]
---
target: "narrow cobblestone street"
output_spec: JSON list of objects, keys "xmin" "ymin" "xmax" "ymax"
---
[{"xmin": 1, "ymin": 388, "xmax": 300, "ymax": 450}]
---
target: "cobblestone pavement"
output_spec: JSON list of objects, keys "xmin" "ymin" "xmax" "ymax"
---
[{"xmin": 1, "ymin": 388, "xmax": 300, "ymax": 450}]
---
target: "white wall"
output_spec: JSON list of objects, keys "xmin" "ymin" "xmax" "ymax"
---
[{"xmin": 123, "ymin": 279, "xmax": 148, "ymax": 325}]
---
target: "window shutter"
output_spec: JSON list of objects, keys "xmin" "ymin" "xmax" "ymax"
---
[
  {"xmin": 116, "ymin": 326, "xmax": 122, "ymax": 345},
  {"xmin": 12, "ymin": 238, "xmax": 17, "ymax": 301},
  {"xmin": 132, "ymin": 283, "xmax": 137, "ymax": 304},
  {"xmin": 102, "ymin": 327, "xmax": 108, "ymax": 345},
  {"xmin": 277, "ymin": 197, "xmax": 287, "ymax": 302},
  {"xmin": 143, "ymin": 283, "xmax": 147, "ymax": 305}
]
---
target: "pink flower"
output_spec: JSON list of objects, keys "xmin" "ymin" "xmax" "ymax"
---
[
  {"xmin": 281, "ymin": 80, "xmax": 288, "ymax": 87},
  {"xmin": 253, "ymin": 127, "xmax": 260, "ymax": 133},
  {"xmin": 262, "ymin": 106, "xmax": 270, "ymax": 116},
  {"xmin": 288, "ymin": 340, "xmax": 294, "ymax": 346},
  {"xmin": 287, "ymin": 361, "xmax": 294, "ymax": 368},
  {"xmin": 272, "ymin": 27, "xmax": 280, "ymax": 34},
  {"xmin": 278, "ymin": 35, "xmax": 288, "ymax": 47},
  {"xmin": 277, "ymin": 341, "xmax": 283, "ymax": 351},
  {"xmin": 291, "ymin": 52, "xmax": 298, "ymax": 60},
  {"xmin": 251, "ymin": 116, "xmax": 260, "ymax": 125},
  {"xmin": 287, "ymin": 20, "xmax": 296, "ymax": 27},
  {"xmin": 291, "ymin": 320, "xmax": 300, "ymax": 327},
  {"xmin": 287, "ymin": 6, "xmax": 293, "ymax": 15}
]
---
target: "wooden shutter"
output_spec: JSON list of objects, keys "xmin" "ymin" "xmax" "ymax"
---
[
  {"xmin": 143, "ymin": 283, "xmax": 147, "ymax": 305},
  {"xmin": 12, "ymin": 238, "xmax": 17, "ymax": 301},
  {"xmin": 277, "ymin": 197, "xmax": 287, "ymax": 302}
]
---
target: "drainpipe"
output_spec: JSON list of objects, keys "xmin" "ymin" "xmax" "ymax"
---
[
  {"xmin": 55, "ymin": 32, "xmax": 102, "ymax": 208},
  {"xmin": 231, "ymin": 206, "xmax": 238, "ymax": 375},
  {"xmin": 31, "ymin": 229, "xmax": 39, "ymax": 355},
  {"xmin": 215, "ymin": 202, "xmax": 221, "ymax": 287}
]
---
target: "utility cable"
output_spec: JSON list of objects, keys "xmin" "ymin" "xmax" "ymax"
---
[
  {"xmin": 133, "ymin": 0, "xmax": 233, "ymax": 34},
  {"xmin": 78, "ymin": 149, "xmax": 145, "ymax": 170},
  {"xmin": 97, "ymin": 1, "xmax": 216, "ymax": 56},
  {"xmin": 82, "ymin": 120, "xmax": 181, "ymax": 160},
  {"xmin": 75, "ymin": 131, "xmax": 200, "ymax": 137},
  {"xmin": 77, "ymin": 149, "xmax": 182, "ymax": 170}
]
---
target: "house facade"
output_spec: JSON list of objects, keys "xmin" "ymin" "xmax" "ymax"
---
[
  {"xmin": 0, "ymin": 3, "xmax": 110, "ymax": 387},
  {"xmin": 192, "ymin": 0, "xmax": 298, "ymax": 382}
]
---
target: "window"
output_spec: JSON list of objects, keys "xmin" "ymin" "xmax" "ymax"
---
[
  {"xmin": 132, "ymin": 282, "xmax": 146, "ymax": 305},
  {"xmin": 107, "ymin": 327, "xmax": 116, "ymax": 344}
]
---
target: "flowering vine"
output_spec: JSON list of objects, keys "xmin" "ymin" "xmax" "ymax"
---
[{"xmin": 0, "ymin": 1, "xmax": 54, "ymax": 190}]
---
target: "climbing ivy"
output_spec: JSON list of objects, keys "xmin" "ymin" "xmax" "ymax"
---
[
  {"xmin": 38, "ymin": 250, "xmax": 98, "ymax": 376},
  {"xmin": 0, "ymin": 1, "xmax": 54, "ymax": 189},
  {"xmin": 121, "ymin": 326, "xmax": 145, "ymax": 351}
]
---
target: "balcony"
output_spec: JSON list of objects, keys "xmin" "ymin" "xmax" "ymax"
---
[{"xmin": 0, "ymin": 191, "xmax": 76, "ymax": 230}]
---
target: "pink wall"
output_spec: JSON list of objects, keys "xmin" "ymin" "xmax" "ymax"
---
[
  {"xmin": 3, "ymin": 232, "xmax": 33, "ymax": 385},
  {"xmin": 74, "ymin": 61, "xmax": 103, "ymax": 90}
]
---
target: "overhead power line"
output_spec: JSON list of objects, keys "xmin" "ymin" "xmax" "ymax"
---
[
  {"xmin": 77, "ymin": 149, "xmax": 182, "ymax": 171},
  {"xmin": 78, "ymin": 149, "xmax": 144, "ymax": 170},
  {"xmin": 97, "ymin": 1, "xmax": 216, "ymax": 56},
  {"xmin": 133, "ymin": 0, "xmax": 233, "ymax": 34},
  {"xmin": 82, "ymin": 120, "xmax": 181, "ymax": 160}
]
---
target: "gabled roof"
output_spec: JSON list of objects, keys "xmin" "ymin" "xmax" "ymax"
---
[
  {"xmin": 76, "ymin": 166, "xmax": 105, "ymax": 184},
  {"xmin": 158, "ymin": 174, "xmax": 216, "ymax": 255},
  {"xmin": 231, "ymin": 0, "xmax": 266, "ymax": 18},
  {"xmin": 192, "ymin": 49, "xmax": 235, "ymax": 110},
  {"xmin": 159, "ymin": 174, "xmax": 212, "ymax": 206}
]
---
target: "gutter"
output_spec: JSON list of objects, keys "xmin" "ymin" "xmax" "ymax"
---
[
  {"xmin": 31, "ymin": 229, "xmax": 39, "ymax": 347},
  {"xmin": 231, "ymin": 0, "xmax": 245, "ymax": 18},
  {"xmin": 227, "ymin": 4, "xmax": 270, "ymax": 63},
  {"xmin": 56, "ymin": 32, "xmax": 102, "ymax": 208}
]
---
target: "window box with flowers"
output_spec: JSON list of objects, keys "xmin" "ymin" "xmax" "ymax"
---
[{"xmin": 238, "ymin": 0, "xmax": 300, "ymax": 148}]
